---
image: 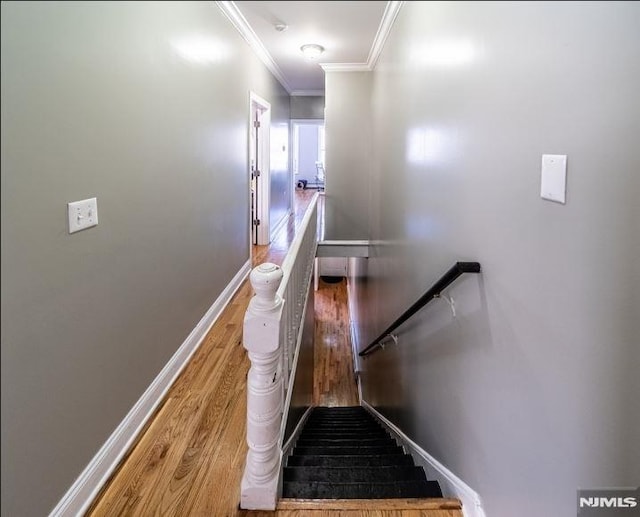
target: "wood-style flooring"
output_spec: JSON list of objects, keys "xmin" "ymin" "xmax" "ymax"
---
[{"xmin": 87, "ymin": 189, "xmax": 460, "ymax": 517}]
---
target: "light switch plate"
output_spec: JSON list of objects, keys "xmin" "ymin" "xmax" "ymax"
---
[
  {"xmin": 540, "ymin": 154, "xmax": 567, "ymax": 204},
  {"xmin": 68, "ymin": 197, "xmax": 98, "ymax": 233}
]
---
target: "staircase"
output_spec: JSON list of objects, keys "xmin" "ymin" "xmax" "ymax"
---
[{"xmin": 283, "ymin": 406, "xmax": 443, "ymax": 499}]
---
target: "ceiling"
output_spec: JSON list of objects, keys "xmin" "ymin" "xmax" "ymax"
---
[{"xmin": 228, "ymin": 1, "xmax": 393, "ymax": 95}]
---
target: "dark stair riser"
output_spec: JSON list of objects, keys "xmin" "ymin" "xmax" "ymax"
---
[
  {"xmin": 299, "ymin": 429, "xmax": 389, "ymax": 438},
  {"xmin": 284, "ymin": 465, "xmax": 427, "ymax": 483},
  {"xmin": 296, "ymin": 438, "xmax": 396, "ymax": 447},
  {"xmin": 287, "ymin": 454, "xmax": 416, "ymax": 467},
  {"xmin": 311, "ymin": 407, "xmax": 366, "ymax": 412},
  {"xmin": 293, "ymin": 445, "xmax": 404, "ymax": 456},
  {"xmin": 309, "ymin": 414, "xmax": 370, "ymax": 420},
  {"xmin": 283, "ymin": 406, "xmax": 443, "ymax": 500},
  {"xmin": 282, "ymin": 480, "xmax": 443, "ymax": 499},
  {"xmin": 303, "ymin": 425, "xmax": 382, "ymax": 432},
  {"xmin": 306, "ymin": 415, "xmax": 374, "ymax": 421}
]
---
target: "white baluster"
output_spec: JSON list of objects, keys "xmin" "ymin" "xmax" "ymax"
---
[{"xmin": 241, "ymin": 263, "xmax": 284, "ymax": 510}]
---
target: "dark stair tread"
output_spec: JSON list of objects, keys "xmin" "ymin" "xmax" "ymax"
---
[
  {"xmin": 306, "ymin": 424, "xmax": 379, "ymax": 428},
  {"xmin": 308, "ymin": 416, "xmax": 371, "ymax": 421},
  {"xmin": 287, "ymin": 454, "xmax": 416, "ymax": 467},
  {"xmin": 306, "ymin": 424, "xmax": 384, "ymax": 433},
  {"xmin": 308, "ymin": 414, "xmax": 375, "ymax": 422},
  {"xmin": 312, "ymin": 406, "xmax": 365, "ymax": 411},
  {"xmin": 296, "ymin": 438, "xmax": 396, "ymax": 447},
  {"xmin": 308, "ymin": 413, "xmax": 374, "ymax": 418},
  {"xmin": 285, "ymin": 406, "xmax": 443, "ymax": 501},
  {"xmin": 299, "ymin": 435, "xmax": 390, "ymax": 442},
  {"xmin": 300, "ymin": 430, "xmax": 390, "ymax": 438},
  {"xmin": 283, "ymin": 465, "xmax": 427, "ymax": 483},
  {"xmin": 297, "ymin": 436, "xmax": 393, "ymax": 444},
  {"xmin": 293, "ymin": 445, "xmax": 404, "ymax": 456},
  {"xmin": 306, "ymin": 420, "xmax": 380, "ymax": 425},
  {"xmin": 282, "ymin": 480, "xmax": 443, "ymax": 499},
  {"xmin": 310, "ymin": 412, "xmax": 372, "ymax": 415}
]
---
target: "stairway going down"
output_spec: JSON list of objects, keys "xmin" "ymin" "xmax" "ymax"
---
[{"xmin": 283, "ymin": 406, "xmax": 443, "ymax": 499}]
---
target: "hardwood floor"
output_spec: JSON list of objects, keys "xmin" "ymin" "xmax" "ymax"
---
[
  {"xmin": 313, "ymin": 277, "xmax": 359, "ymax": 407},
  {"xmin": 252, "ymin": 189, "xmax": 316, "ymax": 267},
  {"xmin": 88, "ymin": 189, "xmax": 460, "ymax": 517}
]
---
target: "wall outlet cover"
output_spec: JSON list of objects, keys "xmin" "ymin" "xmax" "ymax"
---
[
  {"xmin": 540, "ymin": 154, "xmax": 567, "ymax": 204},
  {"xmin": 68, "ymin": 197, "xmax": 98, "ymax": 233}
]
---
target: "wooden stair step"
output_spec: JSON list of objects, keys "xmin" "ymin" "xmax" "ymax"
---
[
  {"xmin": 283, "ymin": 465, "xmax": 427, "ymax": 483},
  {"xmin": 286, "ymin": 454, "xmax": 416, "ymax": 467},
  {"xmin": 282, "ymin": 480, "xmax": 442, "ymax": 499},
  {"xmin": 277, "ymin": 498, "xmax": 463, "ymax": 511}
]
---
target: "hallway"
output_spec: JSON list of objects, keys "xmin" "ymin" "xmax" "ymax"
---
[
  {"xmin": 86, "ymin": 191, "xmax": 361, "ymax": 516},
  {"xmin": 86, "ymin": 190, "xmax": 459, "ymax": 517}
]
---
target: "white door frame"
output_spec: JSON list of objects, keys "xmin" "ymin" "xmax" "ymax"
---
[{"xmin": 250, "ymin": 92, "xmax": 271, "ymax": 246}]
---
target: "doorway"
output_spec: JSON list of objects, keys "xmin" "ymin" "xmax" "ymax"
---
[
  {"xmin": 292, "ymin": 120, "xmax": 325, "ymax": 191},
  {"xmin": 249, "ymin": 92, "xmax": 271, "ymax": 246}
]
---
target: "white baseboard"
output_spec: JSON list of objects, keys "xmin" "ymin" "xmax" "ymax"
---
[
  {"xmin": 271, "ymin": 209, "xmax": 293, "ymax": 240},
  {"xmin": 49, "ymin": 260, "xmax": 252, "ymax": 517},
  {"xmin": 345, "ymin": 275, "xmax": 362, "ymax": 374},
  {"xmin": 361, "ymin": 400, "xmax": 486, "ymax": 517}
]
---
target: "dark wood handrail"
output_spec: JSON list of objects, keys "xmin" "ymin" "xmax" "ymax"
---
[{"xmin": 359, "ymin": 262, "xmax": 481, "ymax": 357}]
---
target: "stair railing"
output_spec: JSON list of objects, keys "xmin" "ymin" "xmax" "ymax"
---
[
  {"xmin": 359, "ymin": 261, "xmax": 481, "ymax": 357},
  {"xmin": 240, "ymin": 194, "xmax": 319, "ymax": 510}
]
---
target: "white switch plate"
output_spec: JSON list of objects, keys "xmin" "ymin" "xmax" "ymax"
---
[
  {"xmin": 540, "ymin": 154, "xmax": 567, "ymax": 204},
  {"xmin": 68, "ymin": 197, "xmax": 98, "ymax": 233}
]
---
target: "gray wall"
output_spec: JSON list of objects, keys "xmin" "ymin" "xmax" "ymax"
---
[
  {"xmin": 290, "ymin": 95, "xmax": 325, "ymax": 120},
  {"xmin": 324, "ymin": 72, "xmax": 372, "ymax": 240},
  {"xmin": 347, "ymin": 2, "xmax": 640, "ymax": 517},
  {"xmin": 270, "ymin": 117, "xmax": 292, "ymax": 237},
  {"xmin": 0, "ymin": 2, "xmax": 289, "ymax": 516}
]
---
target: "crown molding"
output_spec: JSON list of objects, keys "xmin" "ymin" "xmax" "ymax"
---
[
  {"xmin": 217, "ymin": 1, "xmax": 404, "ymax": 91},
  {"xmin": 367, "ymin": 1, "xmax": 404, "ymax": 68},
  {"xmin": 320, "ymin": 1, "xmax": 404, "ymax": 74},
  {"xmin": 215, "ymin": 1, "xmax": 293, "ymax": 93},
  {"xmin": 320, "ymin": 63, "xmax": 371, "ymax": 73}
]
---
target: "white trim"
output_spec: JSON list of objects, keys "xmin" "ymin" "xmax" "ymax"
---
[
  {"xmin": 367, "ymin": 1, "xmax": 405, "ymax": 68},
  {"xmin": 345, "ymin": 273, "xmax": 362, "ymax": 375},
  {"xmin": 345, "ymin": 266, "xmax": 363, "ymax": 398},
  {"xmin": 361, "ymin": 401, "xmax": 486, "ymax": 517},
  {"xmin": 319, "ymin": 1, "xmax": 405, "ymax": 74},
  {"xmin": 216, "ymin": 1, "xmax": 403, "ymax": 91},
  {"xmin": 281, "ymin": 405, "xmax": 314, "ymax": 457},
  {"xmin": 320, "ymin": 63, "xmax": 371, "ymax": 73},
  {"xmin": 278, "ymin": 404, "xmax": 313, "ymax": 500},
  {"xmin": 271, "ymin": 208, "xmax": 293, "ymax": 240},
  {"xmin": 49, "ymin": 260, "xmax": 252, "ymax": 517},
  {"xmin": 290, "ymin": 90, "xmax": 325, "ymax": 97},
  {"xmin": 320, "ymin": 239, "xmax": 370, "ymax": 246},
  {"xmin": 216, "ymin": 2, "xmax": 292, "ymax": 93},
  {"xmin": 250, "ymin": 91, "xmax": 272, "ymax": 245}
]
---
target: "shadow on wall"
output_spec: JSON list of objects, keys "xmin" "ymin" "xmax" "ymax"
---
[{"xmin": 322, "ymin": 194, "xmax": 369, "ymax": 241}]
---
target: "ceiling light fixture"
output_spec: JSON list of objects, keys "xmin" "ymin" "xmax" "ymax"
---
[{"xmin": 300, "ymin": 44, "xmax": 325, "ymax": 60}]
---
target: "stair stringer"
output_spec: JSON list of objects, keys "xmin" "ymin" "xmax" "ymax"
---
[
  {"xmin": 278, "ymin": 405, "xmax": 314, "ymax": 498},
  {"xmin": 361, "ymin": 400, "xmax": 486, "ymax": 517}
]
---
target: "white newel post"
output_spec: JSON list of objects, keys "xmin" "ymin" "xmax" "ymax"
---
[{"xmin": 241, "ymin": 263, "xmax": 284, "ymax": 510}]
